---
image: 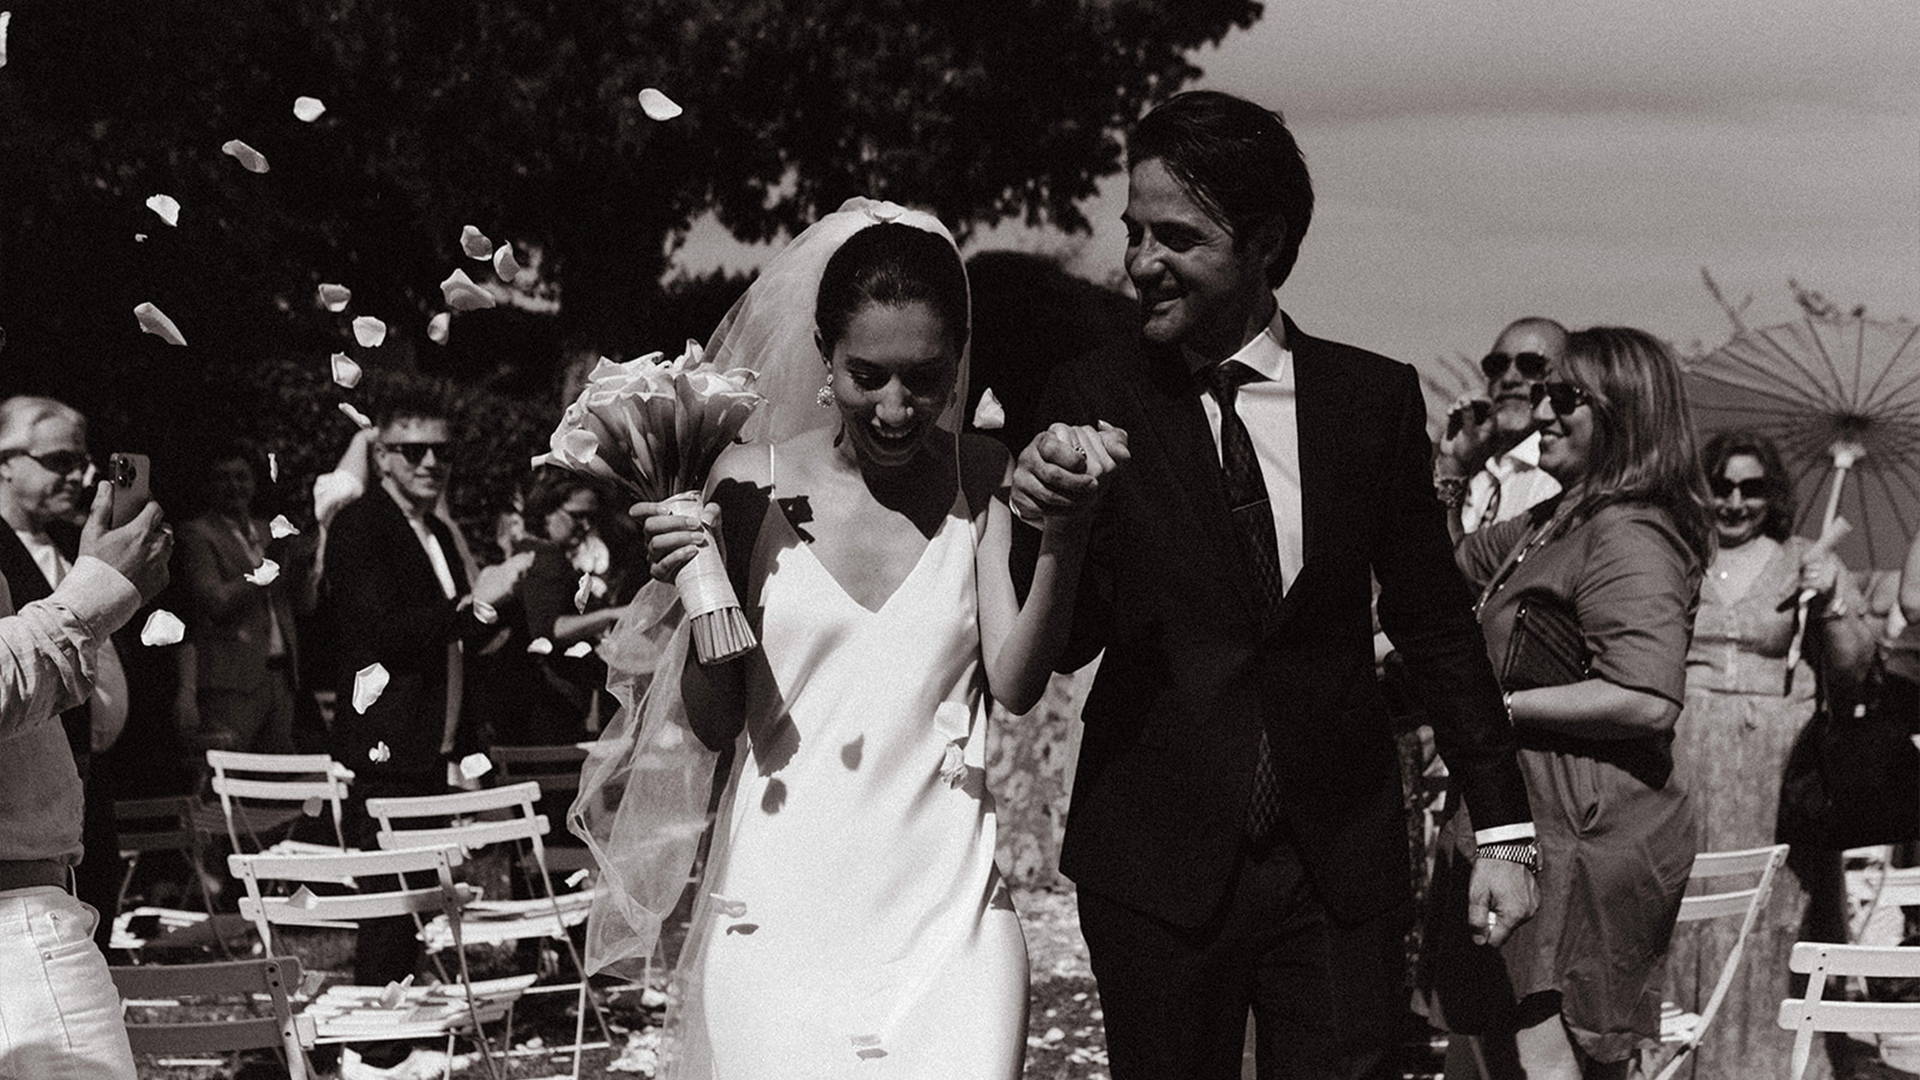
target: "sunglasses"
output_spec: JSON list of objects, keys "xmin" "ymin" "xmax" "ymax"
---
[
  {"xmin": 1, "ymin": 449, "xmax": 92, "ymax": 476},
  {"xmin": 1481, "ymin": 351, "xmax": 1552, "ymax": 382},
  {"xmin": 383, "ymin": 441, "xmax": 453, "ymax": 466},
  {"xmin": 1708, "ymin": 476, "xmax": 1770, "ymax": 500},
  {"xmin": 1528, "ymin": 381, "xmax": 1590, "ymax": 416}
]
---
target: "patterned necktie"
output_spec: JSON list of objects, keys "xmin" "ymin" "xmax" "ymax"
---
[
  {"xmin": 1480, "ymin": 472, "xmax": 1504, "ymax": 529},
  {"xmin": 1203, "ymin": 360, "xmax": 1284, "ymax": 848}
]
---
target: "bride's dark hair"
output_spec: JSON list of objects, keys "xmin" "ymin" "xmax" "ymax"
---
[{"xmin": 814, "ymin": 222, "xmax": 969, "ymax": 353}]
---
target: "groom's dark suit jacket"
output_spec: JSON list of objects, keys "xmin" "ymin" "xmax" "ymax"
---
[{"xmin": 1036, "ymin": 315, "xmax": 1532, "ymax": 929}]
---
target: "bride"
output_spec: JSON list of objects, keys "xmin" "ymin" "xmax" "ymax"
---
[{"xmin": 572, "ymin": 198, "xmax": 1127, "ymax": 1078}]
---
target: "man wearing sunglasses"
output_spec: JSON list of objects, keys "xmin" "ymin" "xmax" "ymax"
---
[{"xmin": 1442, "ymin": 318, "xmax": 1566, "ymax": 533}]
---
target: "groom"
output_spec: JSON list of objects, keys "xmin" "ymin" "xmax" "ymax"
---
[{"xmin": 1012, "ymin": 91, "xmax": 1539, "ymax": 1079}]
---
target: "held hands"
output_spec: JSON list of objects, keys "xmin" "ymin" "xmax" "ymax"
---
[
  {"xmin": 1467, "ymin": 855, "xmax": 1539, "ymax": 948},
  {"xmin": 636, "ymin": 500, "xmax": 722, "ymax": 584},
  {"xmin": 1437, "ymin": 392, "xmax": 1497, "ymax": 476},
  {"xmin": 79, "ymin": 482, "xmax": 172, "ymax": 603},
  {"xmin": 1010, "ymin": 422, "xmax": 1131, "ymax": 525},
  {"xmin": 472, "ymin": 551, "xmax": 536, "ymax": 608}
]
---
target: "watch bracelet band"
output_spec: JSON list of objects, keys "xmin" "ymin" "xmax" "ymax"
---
[
  {"xmin": 1433, "ymin": 474, "xmax": 1468, "ymax": 509},
  {"xmin": 1476, "ymin": 840, "xmax": 1541, "ymax": 873}
]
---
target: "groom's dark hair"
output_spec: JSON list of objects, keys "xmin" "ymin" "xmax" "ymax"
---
[{"xmin": 1128, "ymin": 91, "xmax": 1313, "ymax": 289}]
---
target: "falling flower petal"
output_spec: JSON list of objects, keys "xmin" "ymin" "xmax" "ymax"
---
[
  {"xmin": 564, "ymin": 640, "xmax": 593, "ymax": 658},
  {"xmin": 971, "ymin": 387, "xmax": 1005, "ymax": 430},
  {"xmin": 338, "ymin": 402, "xmax": 374, "ymax": 430},
  {"xmin": 330, "ymin": 352, "xmax": 362, "ymax": 388},
  {"xmin": 269, "ymin": 514, "xmax": 299, "ymax": 539},
  {"xmin": 492, "ymin": 244, "xmax": 523, "ymax": 283},
  {"xmin": 221, "ymin": 139, "xmax": 269, "ymax": 173},
  {"xmin": 709, "ymin": 894, "xmax": 747, "ymax": 918},
  {"xmin": 379, "ymin": 975, "xmax": 414, "ymax": 1008},
  {"xmin": 0, "ymin": 12, "xmax": 10, "ymax": 69},
  {"xmin": 243, "ymin": 559, "xmax": 280, "ymax": 586},
  {"xmin": 144, "ymin": 194, "xmax": 180, "ymax": 227},
  {"xmin": 317, "ymin": 283, "xmax": 351, "ymax": 312},
  {"xmin": 267, "ymin": 452, "xmax": 279, "ymax": 483},
  {"xmin": 564, "ymin": 868, "xmax": 590, "ymax": 889},
  {"xmin": 459, "ymin": 225, "xmax": 492, "ymax": 260},
  {"xmin": 638, "ymin": 88, "xmax": 682, "ymax": 121},
  {"xmin": 640, "ymin": 987, "xmax": 667, "ymax": 1009},
  {"xmin": 439, "ymin": 268, "xmax": 496, "ymax": 311},
  {"xmin": 574, "ymin": 573, "xmax": 595, "ymax": 613},
  {"xmin": 301, "ymin": 795, "xmax": 324, "ymax": 816},
  {"xmin": 427, "ymin": 311, "xmax": 450, "ymax": 344},
  {"xmin": 289, "ymin": 885, "xmax": 319, "ymax": 910},
  {"xmin": 133, "ymin": 233, "xmax": 147, "ymax": 242},
  {"xmin": 526, "ymin": 637, "xmax": 554, "ymax": 655},
  {"xmin": 298, "ymin": 971, "xmax": 326, "ymax": 997},
  {"xmin": 292, "ymin": 95, "xmax": 326, "ymax": 122},
  {"xmin": 350, "ymin": 315, "xmax": 386, "ymax": 347},
  {"xmin": 367, "ymin": 740, "xmax": 391, "ymax": 763},
  {"xmin": 353, "ymin": 663, "xmax": 390, "ymax": 714},
  {"xmin": 133, "ymin": 302, "xmax": 187, "ymax": 346},
  {"xmin": 139, "ymin": 609, "xmax": 186, "ymax": 646},
  {"xmin": 458, "ymin": 753, "xmax": 492, "ymax": 780}
]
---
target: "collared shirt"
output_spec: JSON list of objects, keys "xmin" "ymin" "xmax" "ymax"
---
[
  {"xmin": 1192, "ymin": 310, "xmax": 1304, "ymax": 591},
  {"xmin": 381, "ymin": 480, "xmax": 464, "ymax": 754},
  {"xmin": 1461, "ymin": 432, "xmax": 1561, "ymax": 534},
  {"xmin": 11, "ymin": 527, "xmax": 128, "ymax": 751}
]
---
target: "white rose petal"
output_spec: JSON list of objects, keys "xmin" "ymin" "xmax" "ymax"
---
[
  {"xmin": 971, "ymin": 387, "xmax": 1005, "ymax": 430},
  {"xmin": 563, "ymin": 640, "xmax": 593, "ymax": 659},
  {"xmin": 458, "ymin": 753, "xmax": 493, "ymax": 780},
  {"xmin": 144, "ymin": 194, "xmax": 181, "ymax": 227},
  {"xmin": 459, "ymin": 225, "xmax": 492, "ymax": 260},
  {"xmin": 574, "ymin": 572, "xmax": 595, "ymax": 613},
  {"xmin": 317, "ymin": 283, "xmax": 351, "ymax": 312},
  {"xmin": 367, "ymin": 740, "xmax": 391, "ymax": 763},
  {"xmin": 133, "ymin": 233, "xmax": 147, "ymax": 242},
  {"xmin": 329, "ymin": 352, "xmax": 363, "ymax": 389},
  {"xmin": 338, "ymin": 402, "xmax": 374, "ymax": 430},
  {"xmin": 638, "ymin": 88, "xmax": 682, "ymax": 121},
  {"xmin": 289, "ymin": 885, "xmax": 320, "ymax": 910},
  {"xmin": 301, "ymin": 796, "xmax": 324, "ymax": 816},
  {"xmin": 439, "ymin": 268, "xmax": 496, "ymax": 311},
  {"xmin": 139, "ymin": 609, "xmax": 186, "ymax": 647},
  {"xmin": 379, "ymin": 974, "xmax": 414, "ymax": 1008},
  {"xmin": 492, "ymin": 244, "xmax": 522, "ymax": 283},
  {"xmin": 350, "ymin": 315, "xmax": 386, "ymax": 348},
  {"xmin": 0, "ymin": 12, "xmax": 10, "ymax": 69},
  {"xmin": 427, "ymin": 311, "xmax": 450, "ymax": 344},
  {"xmin": 243, "ymin": 559, "xmax": 281, "ymax": 586},
  {"xmin": 353, "ymin": 663, "xmax": 390, "ymax": 714},
  {"xmin": 640, "ymin": 987, "xmax": 667, "ymax": 1009},
  {"xmin": 292, "ymin": 96, "xmax": 326, "ymax": 122},
  {"xmin": 564, "ymin": 868, "xmax": 590, "ymax": 889},
  {"xmin": 133, "ymin": 302, "xmax": 187, "ymax": 346},
  {"xmin": 267, "ymin": 452, "xmax": 279, "ymax": 483},
  {"xmin": 526, "ymin": 638, "xmax": 554, "ymax": 655},
  {"xmin": 269, "ymin": 514, "xmax": 299, "ymax": 539},
  {"xmin": 221, "ymin": 139, "xmax": 270, "ymax": 173}
]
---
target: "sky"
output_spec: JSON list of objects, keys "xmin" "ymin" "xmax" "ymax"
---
[{"xmin": 676, "ymin": 0, "xmax": 1918, "ymax": 387}]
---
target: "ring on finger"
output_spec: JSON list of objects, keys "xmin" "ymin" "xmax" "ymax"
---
[{"xmin": 1070, "ymin": 442, "xmax": 1087, "ymax": 458}]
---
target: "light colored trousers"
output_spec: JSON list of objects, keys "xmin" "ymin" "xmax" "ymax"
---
[{"xmin": 0, "ymin": 886, "xmax": 136, "ymax": 1079}]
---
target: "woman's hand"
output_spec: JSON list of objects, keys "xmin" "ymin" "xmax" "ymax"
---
[
  {"xmin": 635, "ymin": 500, "xmax": 721, "ymax": 583},
  {"xmin": 1799, "ymin": 549, "xmax": 1842, "ymax": 600},
  {"xmin": 1014, "ymin": 421, "xmax": 1129, "ymax": 525},
  {"xmin": 1437, "ymin": 392, "xmax": 1497, "ymax": 476}
]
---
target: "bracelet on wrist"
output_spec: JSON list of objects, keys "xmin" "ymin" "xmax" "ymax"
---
[
  {"xmin": 1433, "ymin": 474, "xmax": 1468, "ymax": 510},
  {"xmin": 1501, "ymin": 689, "xmax": 1516, "ymax": 725}
]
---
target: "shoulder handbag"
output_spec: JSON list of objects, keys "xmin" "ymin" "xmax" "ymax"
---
[{"xmin": 1778, "ymin": 659, "xmax": 1919, "ymax": 848}]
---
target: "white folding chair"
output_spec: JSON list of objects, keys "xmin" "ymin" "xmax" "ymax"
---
[
  {"xmin": 486, "ymin": 744, "xmax": 598, "ymax": 882},
  {"xmin": 1778, "ymin": 941, "xmax": 1920, "ymax": 1080},
  {"xmin": 367, "ymin": 780, "xmax": 609, "ymax": 1078},
  {"xmin": 227, "ymin": 844, "xmax": 527, "ymax": 1079},
  {"xmin": 205, "ymin": 749, "xmax": 352, "ymax": 852},
  {"xmin": 110, "ymin": 795, "xmax": 253, "ymax": 957},
  {"xmin": 111, "ymin": 956, "xmax": 316, "ymax": 1078},
  {"xmin": 1644, "ymin": 843, "xmax": 1789, "ymax": 1080}
]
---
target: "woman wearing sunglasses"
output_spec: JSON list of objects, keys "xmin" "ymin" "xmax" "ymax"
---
[
  {"xmin": 1427, "ymin": 327, "xmax": 1711, "ymax": 1079},
  {"xmin": 1660, "ymin": 431, "xmax": 1872, "ymax": 1079}
]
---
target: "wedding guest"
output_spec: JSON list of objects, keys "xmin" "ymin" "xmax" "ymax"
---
[
  {"xmin": 1445, "ymin": 318, "xmax": 1567, "ymax": 533},
  {"xmin": 1430, "ymin": 327, "xmax": 1710, "ymax": 1079},
  {"xmin": 1657, "ymin": 430, "xmax": 1872, "ymax": 1078}
]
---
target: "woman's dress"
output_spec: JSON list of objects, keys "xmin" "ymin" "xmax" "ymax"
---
[
  {"xmin": 687, "ymin": 477, "xmax": 1028, "ymax": 1078},
  {"xmin": 1664, "ymin": 536, "xmax": 1858, "ymax": 1079},
  {"xmin": 1431, "ymin": 501, "xmax": 1699, "ymax": 1063}
]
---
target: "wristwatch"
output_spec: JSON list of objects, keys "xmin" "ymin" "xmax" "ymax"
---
[{"xmin": 1476, "ymin": 840, "xmax": 1542, "ymax": 875}]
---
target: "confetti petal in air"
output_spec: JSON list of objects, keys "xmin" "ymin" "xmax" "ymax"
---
[
  {"xmin": 459, "ymin": 225, "xmax": 493, "ymax": 260},
  {"xmin": 267, "ymin": 452, "xmax": 279, "ymax": 483},
  {"xmin": 971, "ymin": 387, "xmax": 1005, "ymax": 430},
  {"xmin": 492, "ymin": 244, "xmax": 523, "ymax": 283},
  {"xmin": 709, "ymin": 894, "xmax": 747, "ymax": 918},
  {"xmin": 564, "ymin": 868, "xmax": 590, "ymax": 889},
  {"xmin": 133, "ymin": 234, "xmax": 147, "ymax": 243},
  {"xmin": 427, "ymin": 311, "xmax": 450, "ymax": 344},
  {"xmin": 563, "ymin": 640, "xmax": 593, "ymax": 658},
  {"xmin": 243, "ymin": 559, "xmax": 280, "ymax": 586},
  {"xmin": 379, "ymin": 975, "xmax": 415, "ymax": 1009},
  {"xmin": 269, "ymin": 514, "xmax": 299, "ymax": 539},
  {"xmin": 367, "ymin": 741, "xmax": 391, "ymax": 763},
  {"xmin": 292, "ymin": 96, "xmax": 326, "ymax": 122},
  {"xmin": 317, "ymin": 283, "xmax": 351, "ymax": 312},
  {"xmin": 330, "ymin": 352, "xmax": 363, "ymax": 388},
  {"xmin": 439, "ymin": 268, "xmax": 496, "ymax": 311},
  {"xmin": 638, "ymin": 88, "xmax": 682, "ymax": 120},
  {"xmin": 350, "ymin": 315, "xmax": 386, "ymax": 348},
  {"xmin": 220, "ymin": 139, "xmax": 270, "ymax": 173},
  {"xmin": 458, "ymin": 753, "xmax": 492, "ymax": 780},
  {"xmin": 574, "ymin": 572, "xmax": 595, "ymax": 612},
  {"xmin": 0, "ymin": 12, "xmax": 10, "ymax": 69},
  {"xmin": 338, "ymin": 402, "xmax": 374, "ymax": 430},
  {"xmin": 301, "ymin": 795, "xmax": 324, "ymax": 816},
  {"xmin": 133, "ymin": 302, "xmax": 187, "ymax": 346},
  {"xmin": 353, "ymin": 663, "xmax": 390, "ymax": 714},
  {"xmin": 144, "ymin": 194, "xmax": 181, "ymax": 227},
  {"xmin": 526, "ymin": 637, "xmax": 554, "ymax": 655},
  {"xmin": 139, "ymin": 609, "xmax": 186, "ymax": 647}
]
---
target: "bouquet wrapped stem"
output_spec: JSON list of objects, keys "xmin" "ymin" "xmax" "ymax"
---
[{"xmin": 663, "ymin": 490, "xmax": 756, "ymax": 664}]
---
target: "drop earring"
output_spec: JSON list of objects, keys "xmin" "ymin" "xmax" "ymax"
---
[{"xmin": 816, "ymin": 372, "xmax": 834, "ymax": 408}]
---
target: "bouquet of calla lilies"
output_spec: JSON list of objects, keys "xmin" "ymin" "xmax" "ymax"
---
[{"xmin": 534, "ymin": 342, "xmax": 764, "ymax": 664}]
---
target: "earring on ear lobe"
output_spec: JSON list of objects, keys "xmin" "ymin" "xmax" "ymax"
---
[{"xmin": 815, "ymin": 372, "xmax": 835, "ymax": 408}]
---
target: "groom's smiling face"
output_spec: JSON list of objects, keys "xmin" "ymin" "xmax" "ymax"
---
[{"xmin": 1122, "ymin": 158, "xmax": 1278, "ymax": 361}]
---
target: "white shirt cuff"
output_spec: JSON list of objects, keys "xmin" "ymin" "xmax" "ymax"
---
[{"xmin": 1474, "ymin": 823, "xmax": 1537, "ymax": 846}]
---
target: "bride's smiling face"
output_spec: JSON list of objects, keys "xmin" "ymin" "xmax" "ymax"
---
[{"xmin": 821, "ymin": 300, "xmax": 960, "ymax": 469}]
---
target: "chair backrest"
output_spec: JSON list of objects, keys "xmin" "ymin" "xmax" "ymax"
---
[
  {"xmin": 1651, "ymin": 843, "xmax": 1788, "ymax": 1080},
  {"xmin": 111, "ymin": 956, "xmax": 315, "ymax": 1079},
  {"xmin": 227, "ymin": 845, "xmax": 468, "ymax": 951},
  {"xmin": 115, "ymin": 796, "xmax": 200, "ymax": 856},
  {"xmin": 367, "ymin": 782, "xmax": 575, "ymax": 904},
  {"xmin": 488, "ymin": 744, "xmax": 589, "ymax": 799},
  {"xmin": 1779, "ymin": 942, "xmax": 1920, "ymax": 1080},
  {"xmin": 206, "ymin": 750, "xmax": 351, "ymax": 851}
]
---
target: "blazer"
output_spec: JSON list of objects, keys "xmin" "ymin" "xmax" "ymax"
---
[
  {"xmin": 177, "ymin": 513, "xmax": 303, "ymax": 693},
  {"xmin": 323, "ymin": 488, "xmax": 492, "ymax": 776},
  {"xmin": 1033, "ymin": 315, "xmax": 1532, "ymax": 928}
]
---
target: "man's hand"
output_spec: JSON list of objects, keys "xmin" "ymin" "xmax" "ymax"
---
[
  {"xmin": 1466, "ymin": 855, "xmax": 1538, "ymax": 948},
  {"xmin": 1437, "ymin": 392, "xmax": 1498, "ymax": 478},
  {"xmin": 1010, "ymin": 422, "xmax": 1129, "ymax": 523},
  {"xmin": 472, "ymin": 551, "xmax": 536, "ymax": 608},
  {"xmin": 79, "ymin": 482, "xmax": 172, "ymax": 602}
]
